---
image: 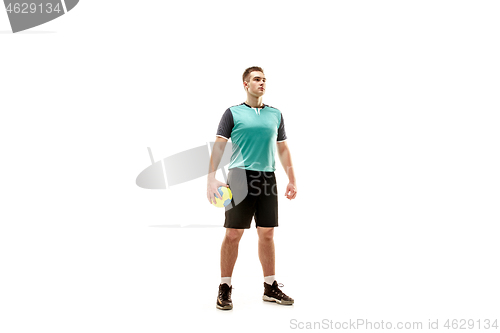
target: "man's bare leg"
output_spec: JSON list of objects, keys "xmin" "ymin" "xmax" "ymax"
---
[
  {"xmin": 220, "ymin": 228, "xmax": 245, "ymax": 277},
  {"xmin": 257, "ymin": 226, "xmax": 275, "ymax": 277}
]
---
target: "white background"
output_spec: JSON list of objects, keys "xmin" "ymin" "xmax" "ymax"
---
[{"xmin": 1, "ymin": 1, "xmax": 499, "ymax": 332}]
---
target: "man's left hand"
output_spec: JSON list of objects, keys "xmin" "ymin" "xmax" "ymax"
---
[{"xmin": 284, "ymin": 183, "xmax": 297, "ymax": 200}]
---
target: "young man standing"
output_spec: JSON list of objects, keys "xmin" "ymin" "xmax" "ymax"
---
[{"xmin": 207, "ymin": 66, "xmax": 297, "ymax": 310}]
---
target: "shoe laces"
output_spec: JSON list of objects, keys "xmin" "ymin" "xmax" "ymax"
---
[
  {"xmin": 271, "ymin": 283, "xmax": 287, "ymax": 297},
  {"xmin": 219, "ymin": 285, "xmax": 233, "ymax": 300}
]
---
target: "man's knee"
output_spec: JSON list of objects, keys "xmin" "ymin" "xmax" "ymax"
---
[
  {"xmin": 225, "ymin": 228, "xmax": 244, "ymax": 243},
  {"xmin": 257, "ymin": 227, "xmax": 274, "ymax": 242}
]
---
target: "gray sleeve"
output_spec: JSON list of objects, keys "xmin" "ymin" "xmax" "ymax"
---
[
  {"xmin": 277, "ymin": 113, "xmax": 287, "ymax": 142},
  {"xmin": 216, "ymin": 108, "xmax": 233, "ymax": 139}
]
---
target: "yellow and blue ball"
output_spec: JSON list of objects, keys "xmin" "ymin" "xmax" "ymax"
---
[{"xmin": 213, "ymin": 186, "xmax": 232, "ymax": 208}]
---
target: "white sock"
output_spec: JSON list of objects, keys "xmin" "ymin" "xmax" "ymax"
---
[
  {"xmin": 264, "ymin": 275, "xmax": 276, "ymax": 285},
  {"xmin": 221, "ymin": 277, "xmax": 232, "ymax": 287}
]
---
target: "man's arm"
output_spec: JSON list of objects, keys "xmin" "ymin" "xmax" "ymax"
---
[
  {"xmin": 207, "ymin": 136, "xmax": 230, "ymax": 204},
  {"xmin": 277, "ymin": 141, "xmax": 297, "ymax": 200}
]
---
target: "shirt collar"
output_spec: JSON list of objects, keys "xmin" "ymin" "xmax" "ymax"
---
[{"xmin": 243, "ymin": 102, "xmax": 266, "ymax": 109}]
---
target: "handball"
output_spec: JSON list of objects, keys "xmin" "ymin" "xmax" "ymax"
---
[{"xmin": 213, "ymin": 186, "xmax": 232, "ymax": 208}]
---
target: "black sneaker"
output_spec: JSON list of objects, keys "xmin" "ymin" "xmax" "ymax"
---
[
  {"xmin": 263, "ymin": 281, "xmax": 294, "ymax": 305},
  {"xmin": 216, "ymin": 283, "xmax": 233, "ymax": 310}
]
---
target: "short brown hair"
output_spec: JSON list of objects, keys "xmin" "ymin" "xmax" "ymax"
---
[{"xmin": 242, "ymin": 66, "xmax": 264, "ymax": 82}]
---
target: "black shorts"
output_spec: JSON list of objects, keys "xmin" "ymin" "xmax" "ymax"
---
[{"xmin": 224, "ymin": 167, "xmax": 278, "ymax": 229}]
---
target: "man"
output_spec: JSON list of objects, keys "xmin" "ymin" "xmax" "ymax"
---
[{"xmin": 206, "ymin": 66, "xmax": 297, "ymax": 310}]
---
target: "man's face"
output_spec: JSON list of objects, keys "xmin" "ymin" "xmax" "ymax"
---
[{"xmin": 245, "ymin": 71, "xmax": 266, "ymax": 97}]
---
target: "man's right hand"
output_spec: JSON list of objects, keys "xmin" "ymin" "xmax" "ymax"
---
[{"xmin": 207, "ymin": 179, "xmax": 229, "ymax": 205}]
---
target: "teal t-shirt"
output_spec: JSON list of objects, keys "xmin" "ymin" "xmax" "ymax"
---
[{"xmin": 216, "ymin": 102, "xmax": 287, "ymax": 172}]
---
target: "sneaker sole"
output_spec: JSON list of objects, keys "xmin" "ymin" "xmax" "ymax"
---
[
  {"xmin": 216, "ymin": 303, "xmax": 233, "ymax": 310},
  {"xmin": 262, "ymin": 295, "xmax": 294, "ymax": 305}
]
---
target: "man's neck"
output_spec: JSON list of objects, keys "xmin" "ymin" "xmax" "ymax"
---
[{"xmin": 245, "ymin": 95, "xmax": 264, "ymax": 108}]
